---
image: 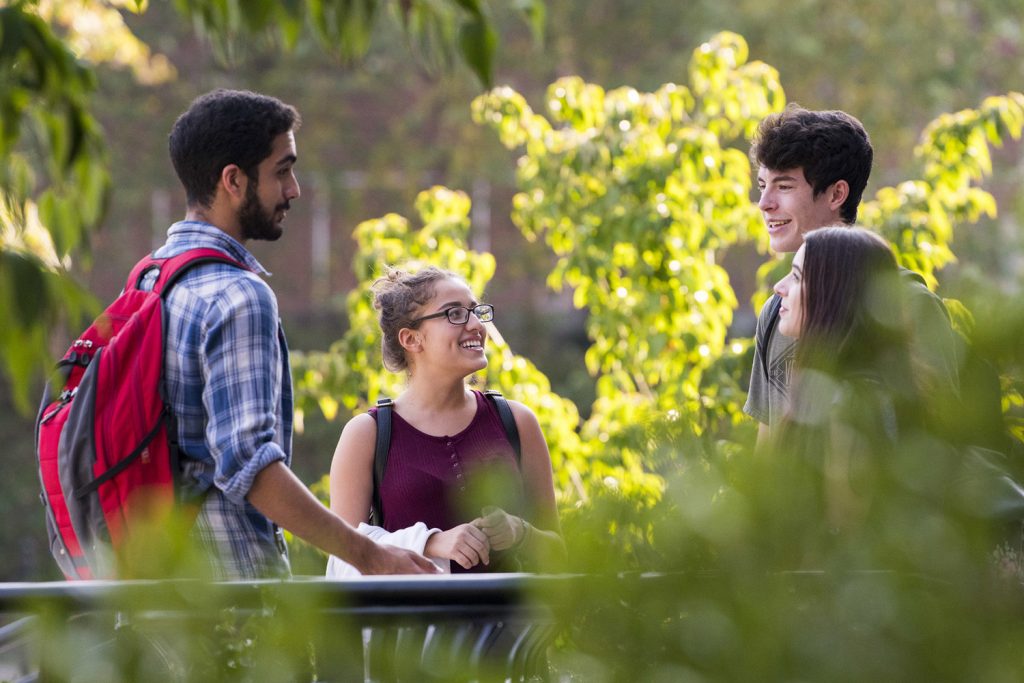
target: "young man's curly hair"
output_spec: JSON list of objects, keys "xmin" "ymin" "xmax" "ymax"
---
[{"xmin": 750, "ymin": 105, "xmax": 873, "ymax": 224}]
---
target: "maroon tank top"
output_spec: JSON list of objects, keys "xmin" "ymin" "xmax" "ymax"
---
[{"xmin": 372, "ymin": 391, "xmax": 523, "ymax": 573}]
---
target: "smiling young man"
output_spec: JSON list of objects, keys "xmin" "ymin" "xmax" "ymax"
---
[
  {"xmin": 744, "ymin": 105, "xmax": 961, "ymax": 444},
  {"xmin": 157, "ymin": 89, "xmax": 437, "ymax": 578}
]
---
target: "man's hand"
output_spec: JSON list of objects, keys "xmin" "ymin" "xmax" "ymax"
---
[
  {"xmin": 357, "ymin": 542, "xmax": 440, "ymax": 575},
  {"xmin": 474, "ymin": 506, "xmax": 525, "ymax": 551},
  {"xmin": 248, "ymin": 462, "xmax": 440, "ymax": 575},
  {"xmin": 425, "ymin": 524, "xmax": 491, "ymax": 569}
]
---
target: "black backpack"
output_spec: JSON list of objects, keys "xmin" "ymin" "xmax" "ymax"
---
[{"xmin": 369, "ymin": 390, "xmax": 521, "ymax": 526}]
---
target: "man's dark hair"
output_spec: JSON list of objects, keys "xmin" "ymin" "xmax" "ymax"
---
[
  {"xmin": 169, "ymin": 89, "xmax": 300, "ymax": 208},
  {"xmin": 751, "ymin": 105, "xmax": 872, "ymax": 223}
]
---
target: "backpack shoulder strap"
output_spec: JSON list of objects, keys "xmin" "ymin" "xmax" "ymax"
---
[
  {"xmin": 757, "ymin": 294, "xmax": 783, "ymax": 382},
  {"xmin": 370, "ymin": 397, "xmax": 394, "ymax": 526},
  {"xmin": 126, "ymin": 248, "xmax": 247, "ymax": 296},
  {"xmin": 483, "ymin": 390, "xmax": 522, "ymax": 466}
]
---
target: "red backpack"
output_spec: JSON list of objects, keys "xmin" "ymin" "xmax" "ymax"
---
[{"xmin": 35, "ymin": 249, "xmax": 244, "ymax": 579}]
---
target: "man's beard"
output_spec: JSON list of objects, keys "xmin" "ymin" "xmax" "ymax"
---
[{"xmin": 239, "ymin": 180, "xmax": 287, "ymax": 242}]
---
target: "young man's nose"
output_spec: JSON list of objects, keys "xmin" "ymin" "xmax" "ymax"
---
[{"xmin": 758, "ymin": 190, "xmax": 775, "ymax": 211}]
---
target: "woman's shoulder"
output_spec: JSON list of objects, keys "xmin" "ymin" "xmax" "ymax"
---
[{"xmin": 341, "ymin": 411, "xmax": 379, "ymax": 441}]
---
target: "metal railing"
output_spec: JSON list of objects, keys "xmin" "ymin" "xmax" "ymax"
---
[{"xmin": 0, "ymin": 574, "xmax": 571, "ymax": 682}]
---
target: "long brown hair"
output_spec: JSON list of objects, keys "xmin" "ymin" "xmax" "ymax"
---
[
  {"xmin": 797, "ymin": 227, "xmax": 902, "ymax": 371},
  {"xmin": 785, "ymin": 227, "xmax": 924, "ymax": 435}
]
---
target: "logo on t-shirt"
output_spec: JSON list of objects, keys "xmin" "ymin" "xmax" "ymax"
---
[{"xmin": 767, "ymin": 337, "xmax": 796, "ymax": 422}]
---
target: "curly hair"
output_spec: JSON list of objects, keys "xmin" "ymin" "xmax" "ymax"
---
[
  {"xmin": 169, "ymin": 89, "xmax": 300, "ymax": 208},
  {"xmin": 751, "ymin": 105, "xmax": 873, "ymax": 224},
  {"xmin": 372, "ymin": 265, "xmax": 462, "ymax": 372}
]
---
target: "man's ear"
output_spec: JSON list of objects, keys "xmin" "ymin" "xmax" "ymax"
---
[
  {"xmin": 398, "ymin": 327, "xmax": 423, "ymax": 355},
  {"xmin": 828, "ymin": 179, "xmax": 850, "ymax": 211},
  {"xmin": 220, "ymin": 164, "xmax": 247, "ymax": 203}
]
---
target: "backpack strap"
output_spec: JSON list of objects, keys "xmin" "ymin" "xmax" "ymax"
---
[
  {"xmin": 757, "ymin": 294, "xmax": 783, "ymax": 382},
  {"xmin": 126, "ymin": 248, "xmax": 248, "ymax": 296},
  {"xmin": 483, "ymin": 390, "xmax": 521, "ymax": 466},
  {"xmin": 136, "ymin": 248, "xmax": 248, "ymax": 501},
  {"xmin": 370, "ymin": 397, "xmax": 394, "ymax": 526}
]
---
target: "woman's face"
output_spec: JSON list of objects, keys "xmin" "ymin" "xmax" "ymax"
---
[
  {"xmin": 408, "ymin": 277, "xmax": 489, "ymax": 375},
  {"xmin": 774, "ymin": 244, "xmax": 806, "ymax": 338}
]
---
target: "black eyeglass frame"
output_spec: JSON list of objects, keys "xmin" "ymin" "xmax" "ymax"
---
[{"xmin": 408, "ymin": 304, "xmax": 495, "ymax": 326}]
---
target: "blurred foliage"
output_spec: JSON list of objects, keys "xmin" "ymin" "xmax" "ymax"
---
[
  {"xmin": 30, "ymin": 584, "xmax": 363, "ymax": 681},
  {"xmin": 536, "ymin": 333, "xmax": 1024, "ymax": 679},
  {"xmin": 0, "ymin": 0, "xmax": 542, "ymax": 411},
  {"xmin": 33, "ymin": 0, "xmax": 176, "ymax": 85},
  {"xmin": 0, "ymin": 3, "xmax": 111, "ymax": 410},
  {"xmin": 172, "ymin": 0, "xmax": 546, "ymax": 89},
  {"xmin": 860, "ymin": 92, "xmax": 1024, "ymax": 290}
]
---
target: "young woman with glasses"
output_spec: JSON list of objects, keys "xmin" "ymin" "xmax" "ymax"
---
[{"xmin": 327, "ymin": 266, "xmax": 565, "ymax": 575}]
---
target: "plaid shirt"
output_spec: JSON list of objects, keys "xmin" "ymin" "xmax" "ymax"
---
[{"xmin": 151, "ymin": 221, "xmax": 293, "ymax": 579}]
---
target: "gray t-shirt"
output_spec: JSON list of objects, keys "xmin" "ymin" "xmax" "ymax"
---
[
  {"xmin": 744, "ymin": 295, "xmax": 796, "ymax": 426},
  {"xmin": 744, "ymin": 269, "xmax": 962, "ymax": 427}
]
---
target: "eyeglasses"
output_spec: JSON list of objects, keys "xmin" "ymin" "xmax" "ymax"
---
[{"xmin": 409, "ymin": 304, "xmax": 495, "ymax": 326}]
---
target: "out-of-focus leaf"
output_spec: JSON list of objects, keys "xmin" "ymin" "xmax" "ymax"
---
[
  {"xmin": 459, "ymin": 16, "xmax": 496, "ymax": 90},
  {"xmin": 4, "ymin": 251, "xmax": 49, "ymax": 328},
  {"xmin": 171, "ymin": 0, "xmax": 537, "ymax": 87}
]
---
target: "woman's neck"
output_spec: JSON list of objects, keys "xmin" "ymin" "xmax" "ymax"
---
[
  {"xmin": 396, "ymin": 376, "xmax": 476, "ymax": 437},
  {"xmin": 402, "ymin": 374, "xmax": 470, "ymax": 411}
]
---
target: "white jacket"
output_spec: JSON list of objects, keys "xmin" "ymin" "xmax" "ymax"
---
[{"xmin": 326, "ymin": 522, "xmax": 448, "ymax": 578}]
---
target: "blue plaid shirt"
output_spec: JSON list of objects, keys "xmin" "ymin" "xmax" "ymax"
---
[{"xmin": 152, "ymin": 221, "xmax": 293, "ymax": 579}]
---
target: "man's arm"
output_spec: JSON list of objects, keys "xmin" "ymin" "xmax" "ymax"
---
[
  {"xmin": 247, "ymin": 461, "xmax": 439, "ymax": 575},
  {"xmin": 200, "ymin": 278, "xmax": 434, "ymax": 574}
]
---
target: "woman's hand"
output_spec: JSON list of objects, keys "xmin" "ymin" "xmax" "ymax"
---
[
  {"xmin": 474, "ymin": 506, "xmax": 526, "ymax": 552},
  {"xmin": 424, "ymin": 523, "xmax": 491, "ymax": 569}
]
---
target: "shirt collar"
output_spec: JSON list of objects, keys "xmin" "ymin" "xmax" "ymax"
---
[{"xmin": 165, "ymin": 221, "xmax": 271, "ymax": 275}]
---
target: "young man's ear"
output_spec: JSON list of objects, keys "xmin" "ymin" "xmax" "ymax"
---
[
  {"xmin": 398, "ymin": 327, "xmax": 423, "ymax": 355},
  {"xmin": 220, "ymin": 164, "xmax": 248, "ymax": 203},
  {"xmin": 828, "ymin": 179, "xmax": 850, "ymax": 211}
]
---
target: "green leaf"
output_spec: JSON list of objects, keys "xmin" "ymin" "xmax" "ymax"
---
[
  {"xmin": 459, "ymin": 15, "xmax": 496, "ymax": 89},
  {"xmin": 3, "ymin": 251, "xmax": 48, "ymax": 327}
]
